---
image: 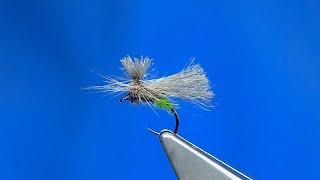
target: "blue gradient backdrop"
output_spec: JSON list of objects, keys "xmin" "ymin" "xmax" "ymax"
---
[{"xmin": 1, "ymin": 0, "xmax": 319, "ymax": 179}]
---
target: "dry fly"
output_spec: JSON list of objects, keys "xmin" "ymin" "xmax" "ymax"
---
[{"xmin": 87, "ymin": 56, "xmax": 214, "ymax": 135}]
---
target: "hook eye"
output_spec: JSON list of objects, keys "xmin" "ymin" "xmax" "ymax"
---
[{"xmin": 120, "ymin": 94, "xmax": 130, "ymax": 102}]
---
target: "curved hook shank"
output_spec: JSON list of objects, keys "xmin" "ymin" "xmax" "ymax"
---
[
  {"xmin": 148, "ymin": 107, "xmax": 180, "ymax": 135},
  {"xmin": 171, "ymin": 108, "xmax": 179, "ymax": 134}
]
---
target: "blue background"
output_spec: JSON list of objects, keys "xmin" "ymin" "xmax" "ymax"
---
[{"xmin": 1, "ymin": 0, "xmax": 319, "ymax": 179}]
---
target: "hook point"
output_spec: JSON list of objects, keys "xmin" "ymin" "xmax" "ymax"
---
[{"xmin": 147, "ymin": 128, "xmax": 160, "ymax": 136}]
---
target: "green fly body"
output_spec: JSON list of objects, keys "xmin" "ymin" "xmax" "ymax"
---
[{"xmin": 87, "ymin": 56, "xmax": 214, "ymax": 134}]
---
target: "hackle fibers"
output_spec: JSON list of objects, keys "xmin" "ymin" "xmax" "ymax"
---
[
  {"xmin": 86, "ymin": 56, "xmax": 214, "ymax": 134},
  {"xmin": 87, "ymin": 56, "xmax": 214, "ymax": 108}
]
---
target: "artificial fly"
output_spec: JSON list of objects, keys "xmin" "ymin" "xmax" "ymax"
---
[{"xmin": 87, "ymin": 56, "xmax": 214, "ymax": 135}]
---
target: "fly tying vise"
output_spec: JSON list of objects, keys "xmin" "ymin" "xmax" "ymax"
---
[{"xmin": 87, "ymin": 56, "xmax": 214, "ymax": 135}]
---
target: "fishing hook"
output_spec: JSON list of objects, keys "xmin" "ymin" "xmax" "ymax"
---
[
  {"xmin": 147, "ymin": 107, "xmax": 179, "ymax": 135},
  {"xmin": 120, "ymin": 94, "xmax": 180, "ymax": 135}
]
